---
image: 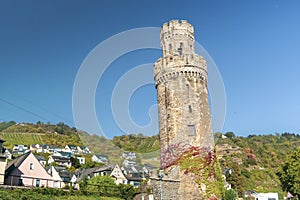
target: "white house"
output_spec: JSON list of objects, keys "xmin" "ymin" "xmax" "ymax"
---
[
  {"xmin": 5, "ymin": 152, "xmax": 54, "ymax": 187},
  {"xmin": 4, "ymin": 149, "xmax": 13, "ymax": 160},
  {"xmin": 122, "ymin": 152, "xmax": 136, "ymax": 160},
  {"xmin": 77, "ymin": 146, "xmax": 91, "ymax": 154},
  {"xmin": 48, "ymin": 156, "xmax": 72, "ymax": 168},
  {"xmin": 123, "ymin": 159, "xmax": 136, "ymax": 167},
  {"xmin": 12, "ymin": 144, "xmax": 28, "ymax": 155},
  {"xmin": 53, "ymin": 151, "xmax": 72, "ymax": 158},
  {"xmin": 46, "ymin": 166, "xmax": 72, "ymax": 188},
  {"xmin": 64, "ymin": 145, "xmax": 78, "ymax": 154},
  {"xmin": 255, "ymin": 193, "xmax": 278, "ymax": 200},
  {"xmin": 77, "ymin": 157, "xmax": 85, "ymax": 164},
  {"xmin": 73, "ymin": 164, "xmax": 128, "ymax": 189},
  {"xmin": 92, "ymin": 154, "xmax": 108, "ymax": 163}
]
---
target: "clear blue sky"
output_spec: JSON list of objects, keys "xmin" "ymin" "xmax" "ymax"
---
[{"xmin": 0, "ymin": 0, "xmax": 299, "ymax": 138}]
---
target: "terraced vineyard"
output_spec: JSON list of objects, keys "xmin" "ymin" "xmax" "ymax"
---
[
  {"xmin": 137, "ymin": 136, "xmax": 159, "ymax": 153},
  {"xmin": 0, "ymin": 122, "xmax": 83, "ymax": 148},
  {"xmin": 0, "ymin": 132, "xmax": 44, "ymax": 148}
]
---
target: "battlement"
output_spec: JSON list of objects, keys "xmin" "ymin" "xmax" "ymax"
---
[
  {"xmin": 160, "ymin": 20, "xmax": 195, "ymax": 57},
  {"xmin": 162, "ymin": 20, "xmax": 194, "ymax": 34},
  {"xmin": 154, "ymin": 54, "xmax": 207, "ymax": 83}
]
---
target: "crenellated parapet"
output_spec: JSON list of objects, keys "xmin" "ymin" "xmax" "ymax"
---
[
  {"xmin": 154, "ymin": 67, "xmax": 207, "ymax": 87},
  {"xmin": 154, "ymin": 54, "xmax": 207, "ymax": 86}
]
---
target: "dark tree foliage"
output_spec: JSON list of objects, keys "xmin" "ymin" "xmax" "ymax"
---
[
  {"xmin": 0, "ymin": 121, "xmax": 16, "ymax": 131},
  {"xmin": 276, "ymin": 148, "xmax": 300, "ymax": 198},
  {"xmin": 224, "ymin": 132, "xmax": 236, "ymax": 139}
]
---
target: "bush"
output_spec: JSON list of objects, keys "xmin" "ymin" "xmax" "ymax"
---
[
  {"xmin": 118, "ymin": 184, "xmax": 140, "ymax": 200},
  {"xmin": 225, "ymin": 189, "xmax": 237, "ymax": 200}
]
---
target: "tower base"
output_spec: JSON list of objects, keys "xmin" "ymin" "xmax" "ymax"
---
[{"xmin": 149, "ymin": 166, "xmax": 204, "ymax": 200}]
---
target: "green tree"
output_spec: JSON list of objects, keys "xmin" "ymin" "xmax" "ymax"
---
[
  {"xmin": 225, "ymin": 189, "xmax": 237, "ymax": 200},
  {"xmin": 214, "ymin": 132, "xmax": 222, "ymax": 139},
  {"xmin": 276, "ymin": 148, "xmax": 300, "ymax": 198},
  {"xmin": 79, "ymin": 175, "xmax": 89, "ymax": 194},
  {"xmin": 118, "ymin": 184, "xmax": 139, "ymax": 200},
  {"xmin": 224, "ymin": 132, "xmax": 236, "ymax": 139},
  {"xmin": 86, "ymin": 175, "xmax": 116, "ymax": 194},
  {"xmin": 226, "ymin": 163, "xmax": 247, "ymax": 197}
]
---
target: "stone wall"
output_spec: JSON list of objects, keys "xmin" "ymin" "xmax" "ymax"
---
[{"xmin": 150, "ymin": 177, "xmax": 180, "ymax": 200}]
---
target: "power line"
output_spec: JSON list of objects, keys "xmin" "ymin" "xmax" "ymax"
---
[{"xmin": 0, "ymin": 97, "xmax": 51, "ymax": 122}]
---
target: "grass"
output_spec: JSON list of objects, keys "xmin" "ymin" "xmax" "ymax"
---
[
  {"xmin": 50, "ymin": 196, "xmax": 122, "ymax": 200},
  {"xmin": 0, "ymin": 188, "xmax": 123, "ymax": 200}
]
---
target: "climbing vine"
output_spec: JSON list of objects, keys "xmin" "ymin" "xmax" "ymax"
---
[{"xmin": 163, "ymin": 144, "xmax": 225, "ymax": 199}]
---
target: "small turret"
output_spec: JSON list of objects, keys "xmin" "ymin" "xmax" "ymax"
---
[{"xmin": 160, "ymin": 20, "xmax": 195, "ymax": 57}]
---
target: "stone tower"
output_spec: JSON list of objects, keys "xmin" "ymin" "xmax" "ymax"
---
[
  {"xmin": 154, "ymin": 20, "xmax": 214, "ymax": 158},
  {"xmin": 151, "ymin": 20, "xmax": 219, "ymax": 199}
]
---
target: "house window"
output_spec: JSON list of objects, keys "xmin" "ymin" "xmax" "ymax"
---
[
  {"xmin": 35, "ymin": 179, "xmax": 40, "ymax": 187},
  {"xmin": 134, "ymin": 182, "xmax": 140, "ymax": 187},
  {"xmin": 29, "ymin": 163, "xmax": 34, "ymax": 170},
  {"xmin": 18, "ymin": 179, "xmax": 23, "ymax": 186},
  {"xmin": 188, "ymin": 125, "xmax": 195, "ymax": 136},
  {"xmin": 54, "ymin": 181, "xmax": 59, "ymax": 188}
]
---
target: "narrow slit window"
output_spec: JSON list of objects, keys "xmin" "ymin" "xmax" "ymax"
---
[
  {"xmin": 178, "ymin": 48, "xmax": 182, "ymax": 55},
  {"xmin": 188, "ymin": 125, "xmax": 195, "ymax": 136},
  {"xmin": 189, "ymin": 105, "xmax": 192, "ymax": 113},
  {"xmin": 29, "ymin": 163, "xmax": 34, "ymax": 170}
]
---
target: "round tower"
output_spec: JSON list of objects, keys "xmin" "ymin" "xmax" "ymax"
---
[
  {"xmin": 151, "ymin": 20, "xmax": 222, "ymax": 200},
  {"xmin": 154, "ymin": 20, "xmax": 214, "ymax": 165}
]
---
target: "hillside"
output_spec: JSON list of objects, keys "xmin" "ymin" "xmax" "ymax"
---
[
  {"xmin": 79, "ymin": 132, "xmax": 160, "ymax": 166},
  {"xmin": 78, "ymin": 131, "xmax": 123, "ymax": 164},
  {"xmin": 215, "ymin": 133, "xmax": 300, "ymax": 198},
  {"xmin": 1, "ymin": 120, "xmax": 298, "ymax": 198},
  {"xmin": 86, "ymin": 132, "xmax": 300, "ymax": 198},
  {"xmin": 112, "ymin": 134, "xmax": 160, "ymax": 153},
  {"xmin": 0, "ymin": 121, "xmax": 83, "ymax": 148}
]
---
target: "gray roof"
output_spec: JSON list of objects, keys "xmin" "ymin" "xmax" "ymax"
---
[
  {"xmin": 75, "ymin": 165, "xmax": 113, "ymax": 183},
  {"xmin": 51, "ymin": 156, "xmax": 71, "ymax": 163},
  {"xmin": 66, "ymin": 144, "xmax": 77, "ymax": 149},
  {"xmin": 35, "ymin": 155, "xmax": 46, "ymax": 161},
  {"xmin": 5, "ymin": 151, "xmax": 31, "ymax": 175}
]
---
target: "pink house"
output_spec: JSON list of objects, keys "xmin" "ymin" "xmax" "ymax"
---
[{"xmin": 5, "ymin": 152, "xmax": 55, "ymax": 187}]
